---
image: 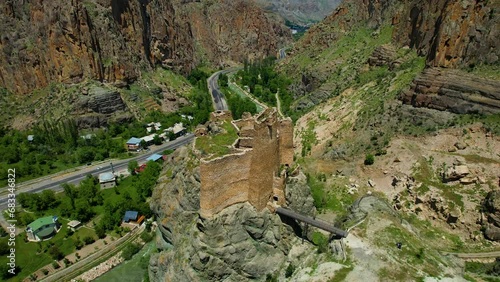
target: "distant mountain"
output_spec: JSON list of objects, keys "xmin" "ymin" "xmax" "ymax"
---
[{"xmin": 254, "ymin": 0, "xmax": 342, "ymax": 25}]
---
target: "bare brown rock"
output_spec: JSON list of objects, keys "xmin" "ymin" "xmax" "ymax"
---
[
  {"xmin": 0, "ymin": 0, "xmax": 290, "ymax": 95},
  {"xmin": 400, "ymin": 67, "xmax": 500, "ymax": 114}
]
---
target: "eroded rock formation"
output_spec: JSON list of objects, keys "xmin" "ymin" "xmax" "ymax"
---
[
  {"xmin": 0, "ymin": 0, "xmax": 290, "ymax": 95},
  {"xmin": 149, "ymin": 146, "xmax": 316, "ymax": 281},
  {"xmin": 400, "ymin": 67, "xmax": 500, "ymax": 114}
]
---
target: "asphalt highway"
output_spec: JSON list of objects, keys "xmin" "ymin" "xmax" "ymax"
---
[
  {"xmin": 0, "ymin": 133, "xmax": 195, "ymax": 213},
  {"xmin": 207, "ymin": 67, "xmax": 242, "ymax": 111}
]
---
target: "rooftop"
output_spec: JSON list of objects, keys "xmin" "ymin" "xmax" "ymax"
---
[
  {"xmin": 146, "ymin": 153, "xmax": 163, "ymax": 162},
  {"xmin": 68, "ymin": 220, "xmax": 81, "ymax": 228},
  {"xmin": 27, "ymin": 216, "xmax": 58, "ymax": 231},
  {"xmin": 126, "ymin": 137, "xmax": 142, "ymax": 145},
  {"xmin": 123, "ymin": 211, "xmax": 138, "ymax": 222},
  {"xmin": 99, "ymin": 172, "xmax": 116, "ymax": 183}
]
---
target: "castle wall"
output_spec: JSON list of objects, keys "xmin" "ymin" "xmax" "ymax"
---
[
  {"xmin": 279, "ymin": 118, "xmax": 294, "ymax": 166},
  {"xmin": 200, "ymin": 151, "xmax": 252, "ymax": 218}
]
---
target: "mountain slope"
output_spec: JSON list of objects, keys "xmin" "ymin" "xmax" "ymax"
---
[
  {"xmin": 0, "ymin": 0, "xmax": 290, "ymax": 95},
  {"xmin": 254, "ymin": 0, "xmax": 342, "ymax": 25}
]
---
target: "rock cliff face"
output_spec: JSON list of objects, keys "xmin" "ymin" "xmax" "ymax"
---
[
  {"xmin": 299, "ymin": 0, "xmax": 499, "ymax": 68},
  {"xmin": 0, "ymin": 0, "xmax": 290, "ymax": 95},
  {"xmin": 400, "ymin": 67, "xmax": 500, "ymax": 114},
  {"xmin": 284, "ymin": 0, "xmax": 500, "ymax": 114},
  {"xmin": 149, "ymin": 146, "xmax": 317, "ymax": 281}
]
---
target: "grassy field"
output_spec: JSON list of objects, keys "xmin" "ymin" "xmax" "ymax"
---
[
  {"xmin": 195, "ymin": 121, "xmax": 238, "ymax": 158},
  {"xmin": 0, "ymin": 218, "xmax": 97, "ymax": 282},
  {"xmin": 94, "ymin": 241, "xmax": 155, "ymax": 282}
]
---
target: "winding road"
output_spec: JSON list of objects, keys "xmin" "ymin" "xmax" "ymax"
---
[{"xmin": 207, "ymin": 67, "xmax": 242, "ymax": 111}]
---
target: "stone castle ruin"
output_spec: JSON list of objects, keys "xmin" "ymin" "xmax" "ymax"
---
[{"xmin": 199, "ymin": 108, "xmax": 294, "ymax": 218}]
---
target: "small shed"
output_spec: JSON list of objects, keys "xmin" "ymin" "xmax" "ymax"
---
[
  {"xmin": 68, "ymin": 220, "xmax": 81, "ymax": 231},
  {"xmin": 146, "ymin": 153, "xmax": 163, "ymax": 162},
  {"xmin": 123, "ymin": 211, "xmax": 139, "ymax": 223},
  {"xmin": 99, "ymin": 172, "xmax": 116, "ymax": 188}
]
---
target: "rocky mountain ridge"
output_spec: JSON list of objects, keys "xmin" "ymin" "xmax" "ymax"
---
[
  {"xmin": 282, "ymin": 0, "xmax": 500, "ymax": 115},
  {"xmin": 0, "ymin": 0, "xmax": 290, "ymax": 95},
  {"xmin": 149, "ymin": 146, "xmax": 323, "ymax": 282}
]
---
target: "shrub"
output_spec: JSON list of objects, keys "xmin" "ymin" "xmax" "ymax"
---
[
  {"xmin": 83, "ymin": 236, "xmax": 95, "ymax": 245},
  {"xmin": 75, "ymin": 240, "xmax": 84, "ymax": 250},
  {"xmin": 52, "ymin": 261, "xmax": 61, "ymax": 269},
  {"xmin": 49, "ymin": 245, "xmax": 63, "ymax": 260},
  {"xmin": 364, "ymin": 154, "xmax": 375, "ymax": 165},
  {"xmin": 42, "ymin": 269, "xmax": 49, "ymax": 275},
  {"xmin": 311, "ymin": 232, "xmax": 329, "ymax": 254},
  {"xmin": 285, "ymin": 264, "xmax": 295, "ymax": 278},
  {"xmin": 121, "ymin": 243, "xmax": 142, "ymax": 260}
]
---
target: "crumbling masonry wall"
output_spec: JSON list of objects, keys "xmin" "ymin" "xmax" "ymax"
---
[{"xmin": 199, "ymin": 109, "xmax": 294, "ymax": 218}]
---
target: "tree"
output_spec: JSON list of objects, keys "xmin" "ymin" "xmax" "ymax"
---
[
  {"xmin": 49, "ymin": 245, "xmax": 63, "ymax": 260},
  {"xmin": 128, "ymin": 160, "xmax": 138, "ymax": 175},
  {"xmin": 79, "ymin": 175, "xmax": 99, "ymax": 205},
  {"xmin": 74, "ymin": 199, "xmax": 95, "ymax": 222},
  {"xmin": 153, "ymin": 134, "xmax": 162, "ymax": 145},
  {"xmin": 95, "ymin": 224, "xmax": 106, "ymax": 239},
  {"xmin": 40, "ymin": 190, "xmax": 58, "ymax": 210},
  {"xmin": 62, "ymin": 183, "xmax": 77, "ymax": 209}
]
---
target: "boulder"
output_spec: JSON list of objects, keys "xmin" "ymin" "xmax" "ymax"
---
[
  {"xmin": 444, "ymin": 165, "xmax": 470, "ymax": 182},
  {"xmin": 485, "ymin": 225, "xmax": 500, "ymax": 241},
  {"xmin": 454, "ymin": 142, "xmax": 467, "ymax": 150}
]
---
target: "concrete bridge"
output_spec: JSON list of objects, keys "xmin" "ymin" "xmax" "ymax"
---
[{"xmin": 275, "ymin": 207, "xmax": 349, "ymax": 238}]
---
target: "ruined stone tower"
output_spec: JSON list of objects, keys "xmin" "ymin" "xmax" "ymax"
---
[{"xmin": 199, "ymin": 108, "xmax": 293, "ymax": 218}]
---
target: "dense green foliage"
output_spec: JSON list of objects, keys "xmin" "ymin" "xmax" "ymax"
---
[
  {"xmin": 121, "ymin": 243, "xmax": 142, "ymax": 260},
  {"xmin": 235, "ymin": 58, "xmax": 294, "ymax": 118},
  {"xmin": 225, "ymin": 90, "xmax": 257, "ymax": 119},
  {"xmin": 0, "ymin": 119, "xmax": 133, "ymax": 185}
]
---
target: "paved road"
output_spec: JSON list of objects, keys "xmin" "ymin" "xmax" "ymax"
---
[
  {"xmin": 0, "ymin": 134, "xmax": 195, "ymax": 218},
  {"xmin": 207, "ymin": 67, "xmax": 242, "ymax": 111},
  {"xmin": 207, "ymin": 70, "xmax": 229, "ymax": 111}
]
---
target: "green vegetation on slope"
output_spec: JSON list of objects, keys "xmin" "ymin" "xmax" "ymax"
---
[
  {"xmin": 0, "ymin": 160, "xmax": 161, "ymax": 281},
  {"xmin": 195, "ymin": 120, "xmax": 238, "ymax": 158},
  {"xmin": 235, "ymin": 58, "xmax": 295, "ymax": 118}
]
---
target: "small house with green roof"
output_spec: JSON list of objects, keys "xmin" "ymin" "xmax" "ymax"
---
[{"xmin": 26, "ymin": 216, "xmax": 60, "ymax": 242}]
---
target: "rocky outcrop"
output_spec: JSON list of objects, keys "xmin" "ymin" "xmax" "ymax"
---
[
  {"xmin": 392, "ymin": 0, "xmax": 500, "ymax": 69},
  {"xmin": 149, "ymin": 146, "xmax": 318, "ymax": 282},
  {"xmin": 443, "ymin": 164, "xmax": 470, "ymax": 182},
  {"xmin": 0, "ymin": 0, "xmax": 290, "ymax": 95},
  {"xmin": 400, "ymin": 68, "xmax": 500, "ymax": 114},
  {"xmin": 368, "ymin": 44, "xmax": 399, "ymax": 68},
  {"xmin": 285, "ymin": 172, "xmax": 316, "ymax": 217},
  {"xmin": 483, "ymin": 190, "xmax": 500, "ymax": 241},
  {"xmin": 283, "ymin": 0, "xmax": 499, "ymax": 115},
  {"xmin": 304, "ymin": 0, "xmax": 500, "ymax": 68},
  {"xmin": 73, "ymin": 85, "xmax": 132, "ymax": 128},
  {"xmin": 178, "ymin": 0, "xmax": 290, "ymax": 65}
]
